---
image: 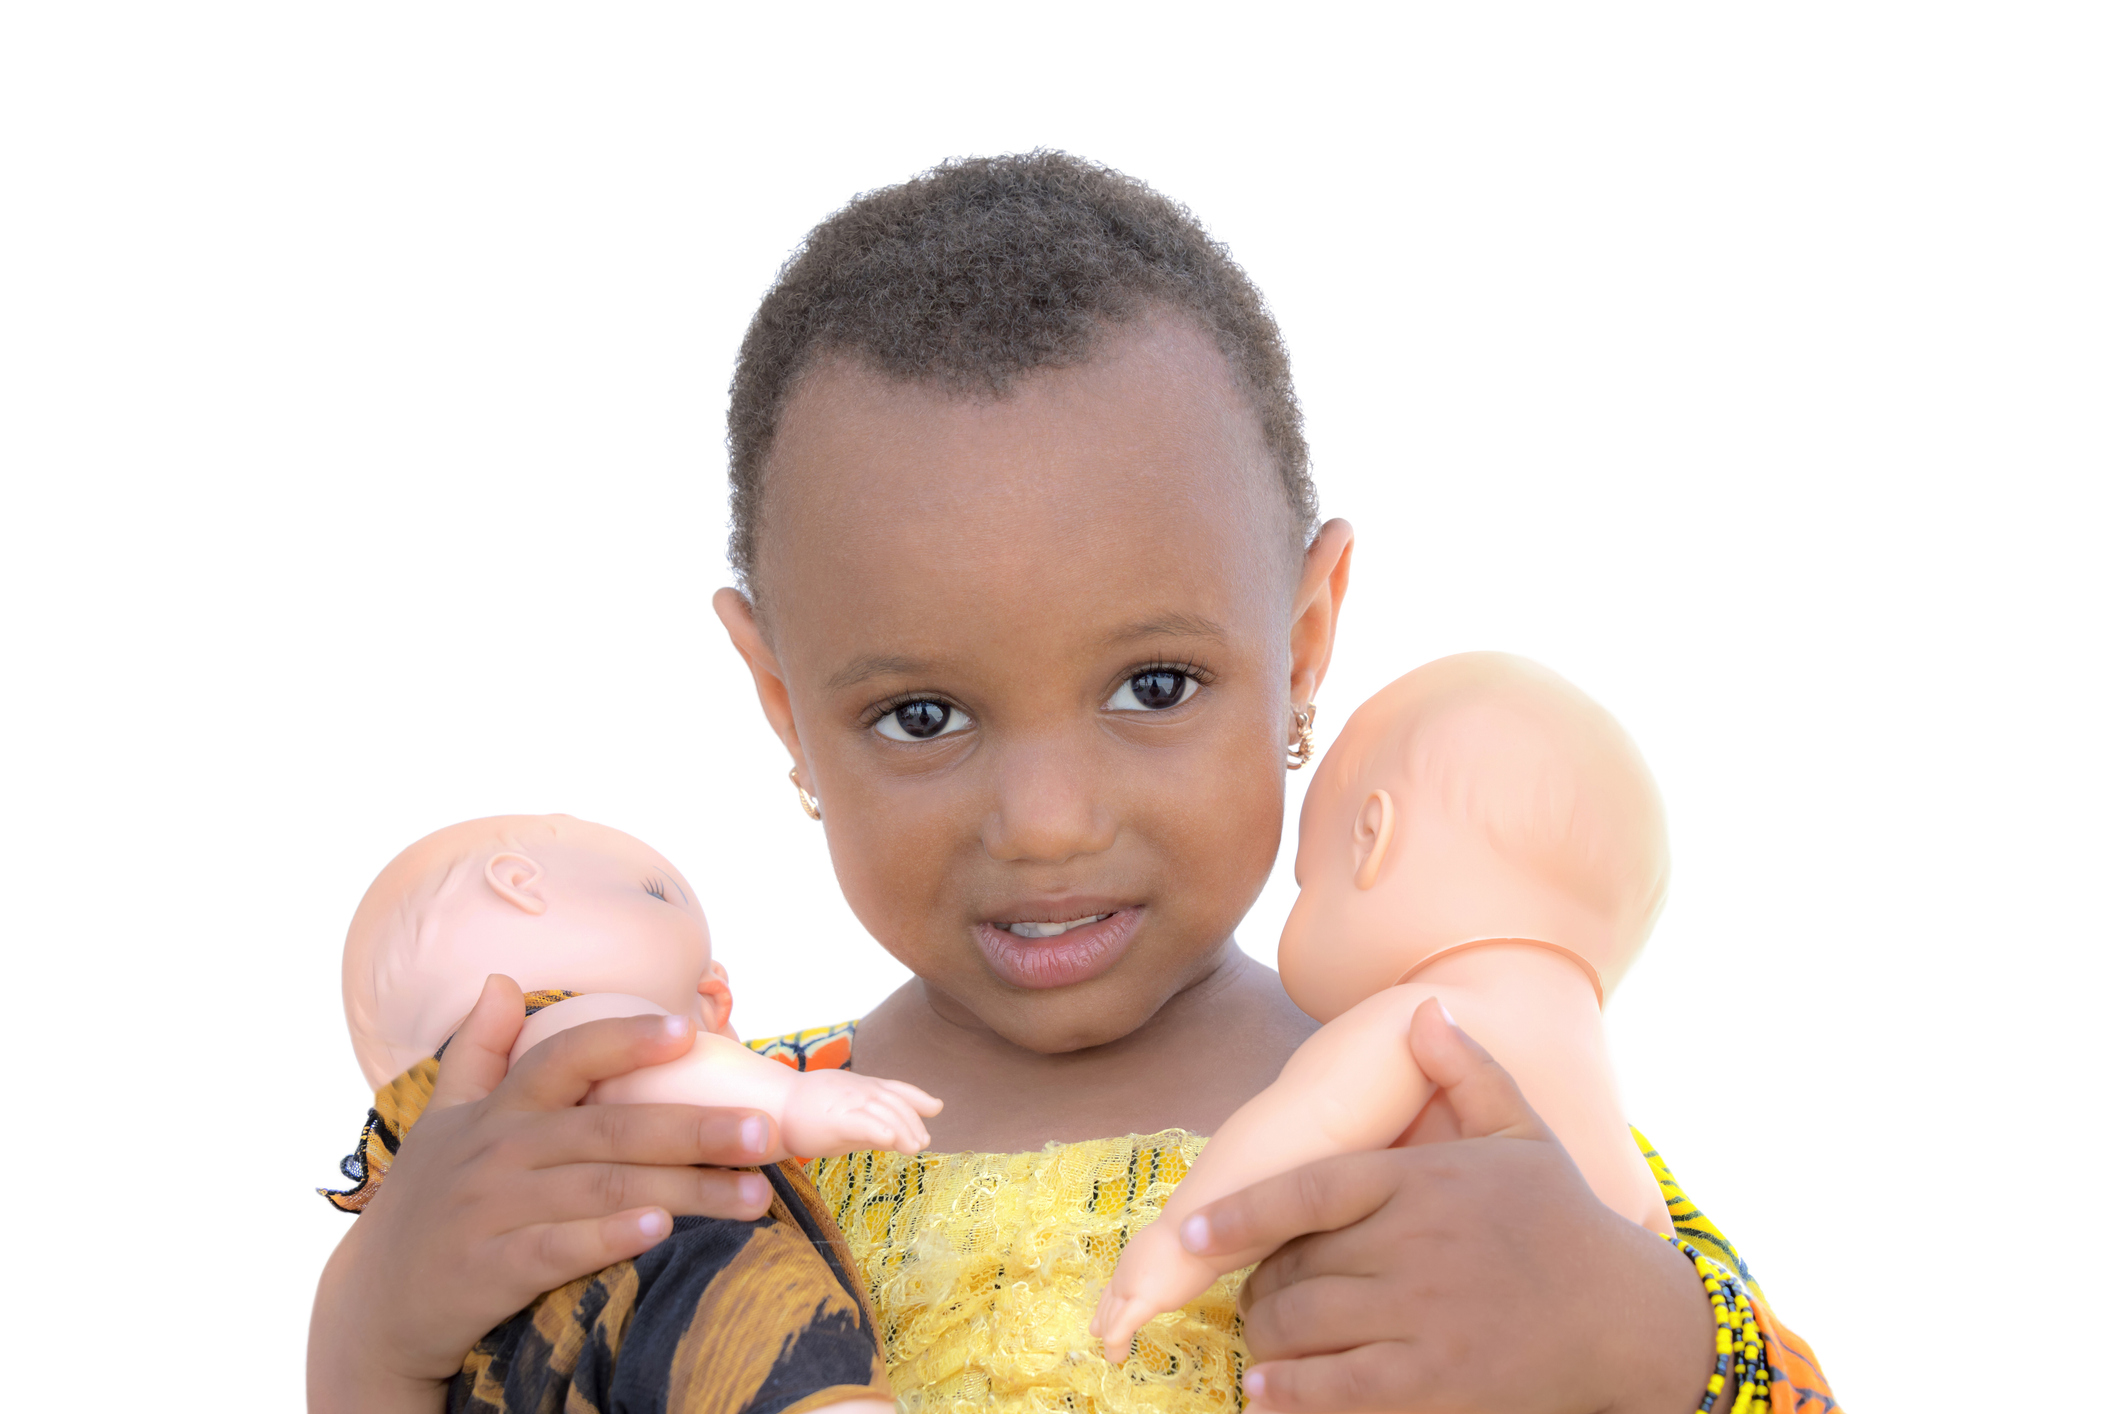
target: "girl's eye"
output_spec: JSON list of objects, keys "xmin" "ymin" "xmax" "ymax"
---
[
  {"xmin": 874, "ymin": 700, "xmax": 971, "ymax": 742},
  {"xmin": 1106, "ymin": 669, "xmax": 1200, "ymax": 713}
]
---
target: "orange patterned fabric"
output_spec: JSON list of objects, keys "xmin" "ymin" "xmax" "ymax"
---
[
  {"xmin": 1633, "ymin": 1133, "xmax": 1840, "ymax": 1413},
  {"xmin": 749, "ymin": 1019, "xmax": 857, "ymax": 1075}
]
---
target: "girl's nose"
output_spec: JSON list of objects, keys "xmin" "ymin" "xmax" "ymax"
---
[{"xmin": 979, "ymin": 735, "xmax": 1118, "ymax": 865}]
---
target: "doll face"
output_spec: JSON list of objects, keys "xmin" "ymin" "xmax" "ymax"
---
[
  {"xmin": 728, "ymin": 315, "xmax": 1332, "ymax": 1055},
  {"xmin": 449, "ymin": 823, "xmax": 723, "ymax": 1029},
  {"xmin": 350, "ymin": 817, "xmax": 728, "ymax": 1086}
]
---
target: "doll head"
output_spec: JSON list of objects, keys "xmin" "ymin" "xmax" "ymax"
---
[
  {"xmin": 1277, "ymin": 653, "xmax": 1669, "ymax": 1024},
  {"xmin": 342, "ymin": 814, "xmax": 726, "ymax": 1089}
]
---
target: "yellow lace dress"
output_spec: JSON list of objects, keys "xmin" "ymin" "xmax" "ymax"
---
[
  {"xmin": 748, "ymin": 1021, "xmax": 1838, "ymax": 1414},
  {"xmin": 752, "ymin": 1023, "xmax": 1243, "ymax": 1414}
]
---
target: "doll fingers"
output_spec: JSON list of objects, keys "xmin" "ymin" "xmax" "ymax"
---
[
  {"xmin": 874, "ymin": 1078, "xmax": 945, "ymax": 1115},
  {"xmin": 1088, "ymin": 1287, "xmax": 1149, "ymax": 1364},
  {"xmin": 840, "ymin": 1110, "xmax": 900, "ymax": 1151},
  {"xmin": 885, "ymin": 1098, "xmax": 933, "ymax": 1150},
  {"xmin": 862, "ymin": 1099, "xmax": 929, "ymax": 1154}
]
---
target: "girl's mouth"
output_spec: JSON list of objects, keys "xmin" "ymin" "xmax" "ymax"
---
[{"xmin": 975, "ymin": 906, "xmax": 1142, "ymax": 989}]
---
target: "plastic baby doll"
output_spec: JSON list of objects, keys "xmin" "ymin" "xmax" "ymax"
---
[
  {"xmin": 342, "ymin": 813, "xmax": 941, "ymax": 1161},
  {"xmin": 333, "ymin": 814, "xmax": 939, "ymax": 1412},
  {"xmin": 1093, "ymin": 651, "xmax": 1672, "ymax": 1359}
]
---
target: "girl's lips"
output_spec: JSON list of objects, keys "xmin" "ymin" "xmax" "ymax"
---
[{"xmin": 975, "ymin": 906, "xmax": 1142, "ymax": 990}]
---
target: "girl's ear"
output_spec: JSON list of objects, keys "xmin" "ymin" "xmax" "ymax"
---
[
  {"xmin": 697, "ymin": 960, "xmax": 735, "ymax": 1035},
  {"xmin": 485, "ymin": 852, "xmax": 548, "ymax": 915},
  {"xmin": 1289, "ymin": 519, "xmax": 1355, "ymax": 709},
  {"xmin": 1352, "ymin": 789, "xmax": 1395, "ymax": 891},
  {"xmin": 713, "ymin": 587, "xmax": 807, "ymax": 769}
]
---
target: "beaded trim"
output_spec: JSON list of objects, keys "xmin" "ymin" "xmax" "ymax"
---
[{"xmin": 1669, "ymin": 1237, "xmax": 1766, "ymax": 1414}]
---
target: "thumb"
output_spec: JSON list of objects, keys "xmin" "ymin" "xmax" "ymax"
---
[
  {"xmin": 1407, "ymin": 996, "xmax": 1557, "ymax": 1143},
  {"xmin": 429, "ymin": 973, "xmax": 526, "ymax": 1111}
]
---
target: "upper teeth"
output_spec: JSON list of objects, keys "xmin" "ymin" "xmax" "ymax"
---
[{"xmin": 1004, "ymin": 914, "xmax": 1110, "ymax": 939}]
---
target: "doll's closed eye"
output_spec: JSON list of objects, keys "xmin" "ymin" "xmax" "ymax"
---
[
  {"xmin": 643, "ymin": 876, "xmax": 669, "ymax": 902},
  {"xmin": 1105, "ymin": 667, "xmax": 1202, "ymax": 712},
  {"xmin": 873, "ymin": 699, "xmax": 972, "ymax": 742}
]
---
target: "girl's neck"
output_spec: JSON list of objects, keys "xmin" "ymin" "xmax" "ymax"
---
[{"xmin": 852, "ymin": 943, "xmax": 1319, "ymax": 1154}]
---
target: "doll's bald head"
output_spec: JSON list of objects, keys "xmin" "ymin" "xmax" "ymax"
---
[
  {"xmin": 343, "ymin": 815, "xmax": 719, "ymax": 1089},
  {"xmin": 1278, "ymin": 654, "xmax": 1669, "ymax": 1023}
]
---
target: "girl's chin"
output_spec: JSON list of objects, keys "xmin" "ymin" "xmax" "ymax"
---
[{"xmin": 974, "ymin": 907, "xmax": 1143, "ymax": 990}]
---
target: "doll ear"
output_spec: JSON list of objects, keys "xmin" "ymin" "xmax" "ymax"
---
[
  {"xmin": 697, "ymin": 960, "xmax": 734, "ymax": 1034},
  {"xmin": 1352, "ymin": 789, "xmax": 1395, "ymax": 891},
  {"xmin": 484, "ymin": 852, "xmax": 548, "ymax": 915}
]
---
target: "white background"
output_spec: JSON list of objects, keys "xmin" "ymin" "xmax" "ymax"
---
[{"xmin": 3, "ymin": 5, "xmax": 2112, "ymax": 1409}]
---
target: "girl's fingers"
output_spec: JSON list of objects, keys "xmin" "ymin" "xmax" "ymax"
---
[
  {"xmin": 1178, "ymin": 1150, "xmax": 1402, "ymax": 1269},
  {"xmin": 1236, "ymin": 1273, "xmax": 1387, "ymax": 1362},
  {"xmin": 504, "ymin": 1102, "xmax": 778, "ymax": 1171},
  {"xmin": 428, "ymin": 974, "xmax": 527, "ymax": 1110},
  {"xmin": 1404, "ymin": 997, "xmax": 1557, "ymax": 1143},
  {"xmin": 546, "ymin": 1160, "xmax": 775, "ymax": 1224},
  {"xmin": 1243, "ymin": 1342, "xmax": 1422, "ymax": 1414},
  {"xmin": 495, "ymin": 1207, "xmax": 675, "ymax": 1297},
  {"xmin": 495, "ymin": 1013, "xmax": 698, "ymax": 1111}
]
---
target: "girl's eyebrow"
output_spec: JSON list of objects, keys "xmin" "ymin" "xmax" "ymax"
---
[
  {"xmin": 826, "ymin": 653, "xmax": 929, "ymax": 690},
  {"xmin": 824, "ymin": 615, "xmax": 1223, "ymax": 692},
  {"xmin": 1103, "ymin": 612, "xmax": 1226, "ymax": 646}
]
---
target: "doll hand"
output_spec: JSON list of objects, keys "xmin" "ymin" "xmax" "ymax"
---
[
  {"xmin": 1089, "ymin": 1214, "xmax": 1224, "ymax": 1363},
  {"xmin": 779, "ymin": 1070, "xmax": 942, "ymax": 1158},
  {"xmin": 1178, "ymin": 999, "xmax": 1722, "ymax": 1414}
]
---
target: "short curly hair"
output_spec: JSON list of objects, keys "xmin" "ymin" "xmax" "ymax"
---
[{"xmin": 725, "ymin": 151, "xmax": 1316, "ymax": 596}]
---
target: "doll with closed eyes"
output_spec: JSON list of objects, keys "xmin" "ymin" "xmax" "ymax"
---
[{"xmin": 331, "ymin": 814, "xmax": 938, "ymax": 1413}]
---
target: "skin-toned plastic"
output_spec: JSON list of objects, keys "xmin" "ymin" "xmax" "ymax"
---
[
  {"xmin": 343, "ymin": 814, "xmax": 941, "ymax": 1162},
  {"xmin": 1092, "ymin": 652, "xmax": 1674, "ymax": 1360}
]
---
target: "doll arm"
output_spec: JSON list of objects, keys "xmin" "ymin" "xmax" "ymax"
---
[
  {"xmin": 1095, "ymin": 969, "xmax": 1666, "ymax": 1360},
  {"xmin": 1092, "ymin": 985, "xmax": 1437, "ymax": 1360},
  {"xmin": 513, "ymin": 994, "xmax": 941, "ymax": 1159},
  {"xmin": 1427, "ymin": 976, "xmax": 1671, "ymax": 1235}
]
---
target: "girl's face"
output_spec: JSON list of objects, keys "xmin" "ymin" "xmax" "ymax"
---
[{"xmin": 718, "ymin": 315, "xmax": 1351, "ymax": 1055}]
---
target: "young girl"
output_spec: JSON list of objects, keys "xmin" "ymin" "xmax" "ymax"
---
[{"xmin": 309, "ymin": 153, "xmax": 1836, "ymax": 1414}]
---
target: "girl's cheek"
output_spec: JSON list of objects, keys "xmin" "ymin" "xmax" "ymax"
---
[
  {"xmin": 1157, "ymin": 732, "xmax": 1288, "ymax": 904},
  {"xmin": 822, "ymin": 783, "xmax": 966, "ymax": 943}
]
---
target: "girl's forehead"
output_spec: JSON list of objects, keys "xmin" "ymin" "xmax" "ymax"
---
[{"xmin": 754, "ymin": 318, "xmax": 1298, "ymax": 660}]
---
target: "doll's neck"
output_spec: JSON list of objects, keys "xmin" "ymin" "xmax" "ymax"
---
[{"xmin": 1395, "ymin": 938, "xmax": 1605, "ymax": 1007}]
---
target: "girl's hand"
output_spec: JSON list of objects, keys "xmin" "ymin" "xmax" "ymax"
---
[
  {"xmin": 1177, "ymin": 1000, "xmax": 1722, "ymax": 1414},
  {"xmin": 306, "ymin": 975, "xmax": 785, "ymax": 1414}
]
